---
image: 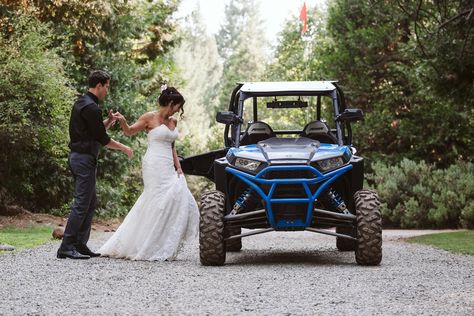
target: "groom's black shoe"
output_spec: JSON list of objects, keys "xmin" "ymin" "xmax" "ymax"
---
[
  {"xmin": 75, "ymin": 244, "xmax": 101, "ymax": 257},
  {"xmin": 57, "ymin": 248, "xmax": 90, "ymax": 259}
]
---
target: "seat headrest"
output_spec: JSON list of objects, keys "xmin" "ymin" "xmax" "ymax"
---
[
  {"xmin": 247, "ymin": 122, "xmax": 273, "ymax": 134},
  {"xmin": 304, "ymin": 121, "xmax": 329, "ymax": 134}
]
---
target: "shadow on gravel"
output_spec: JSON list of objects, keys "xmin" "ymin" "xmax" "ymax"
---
[{"xmin": 226, "ymin": 249, "xmax": 354, "ymax": 266}]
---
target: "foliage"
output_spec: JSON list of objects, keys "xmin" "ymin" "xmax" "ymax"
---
[
  {"xmin": 322, "ymin": 0, "xmax": 474, "ymax": 167},
  {"xmin": 0, "ymin": 13, "xmax": 75, "ymax": 213},
  {"xmin": 2, "ymin": 0, "xmax": 178, "ymax": 81},
  {"xmin": 173, "ymin": 6, "xmax": 222, "ymax": 155},
  {"xmin": 216, "ymin": 0, "xmax": 267, "ymax": 112},
  {"xmin": 0, "ymin": 1, "xmax": 180, "ymax": 217},
  {"xmin": 367, "ymin": 159, "xmax": 474, "ymax": 229},
  {"xmin": 408, "ymin": 230, "xmax": 474, "ymax": 255},
  {"xmin": 206, "ymin": 124, "xmax": 226, "ymax": 151},
  {"xmin": 265, "ymin": 6, "xmax": 328, "ymax": 82},
  {"xmin": 217, "ymin": 0, "xmax": 254, "ymax": 61},
  {"xmin": 1, "ymin": 0, "xmax": 473, "ymax": 224},
  {"xmin": 262, "ymin": 6, "xmax": 353, "ymax": 136},
  {"xmin": 397, "ymin": 0, "xmax": 474, "ymax": 103},
  {"xmin": 264, "ymin": 1, "xmax": 473, "ymax": 167}
]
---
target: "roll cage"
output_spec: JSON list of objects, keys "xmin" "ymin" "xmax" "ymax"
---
[{"xmin": 222, "ymin": 81, "xmax": 355, "ymax": 148}]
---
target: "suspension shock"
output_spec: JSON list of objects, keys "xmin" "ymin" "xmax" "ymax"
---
[
  {"xmin": 326, "ymin": 188, "xmax": 349, "ymax": 214},
  {"xmin": 230, "ymin": 187, "xmax": 256, "ymax": 215}
]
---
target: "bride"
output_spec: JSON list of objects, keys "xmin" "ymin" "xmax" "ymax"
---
[{"xmin": 98, "ymin": 86, "xmax": 199, "ymax": 261}]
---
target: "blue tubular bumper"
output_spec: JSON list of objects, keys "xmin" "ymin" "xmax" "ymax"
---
[{"xmin": 225, "ymin": 164, "xmax": 353, "ymax": 229}]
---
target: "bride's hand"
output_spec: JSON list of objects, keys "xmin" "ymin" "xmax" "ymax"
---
[
  {"xmin": 122, "ymin": 145, "xmax": 133, "ymax": 159},
  {"xmin": 107, "ymin": 109, "xmax": 114, "ymax": 121},
  {"xmin": 113, "ymin": 112, "xmax": 126, "ymax": 123},
  {"xmin": 177, "ymin": 167, "xmax": 183, "ymax": 177}
]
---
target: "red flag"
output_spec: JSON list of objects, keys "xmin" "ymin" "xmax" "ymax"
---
[{"xmin": 299, "ymin": 2, "xmax": 307, "ymax": 34}]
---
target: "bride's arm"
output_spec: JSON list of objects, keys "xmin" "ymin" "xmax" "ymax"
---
[
  {"xmin": 172, "ymin": 142, "xmax": 183, "ymax": 176},
  {"xmin": 116, "ymin": 112, "xmax": 151, "ymax": 136},
  {"xmin": 170, "ymin": 119, "xmax": 183, "ymax": 176}
]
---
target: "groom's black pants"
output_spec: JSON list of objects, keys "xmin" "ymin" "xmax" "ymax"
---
[{"xmin": 60, "ymin": 152, "xmax": 97, "ymax": 251}]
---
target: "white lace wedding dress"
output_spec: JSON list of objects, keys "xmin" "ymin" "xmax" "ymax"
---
[{"xmin": 98, "ymin": 124, "xmax": 199, "ymax": 261}]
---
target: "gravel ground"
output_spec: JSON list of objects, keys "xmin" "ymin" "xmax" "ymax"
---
[{"xmin": 1, "ymin": 229, "xmax": 473, "ymax": 315}]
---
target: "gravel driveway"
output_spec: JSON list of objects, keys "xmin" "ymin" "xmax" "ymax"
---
[{"xmin": 1, "ymin": 229, "xmax": 473, "ymax": 315}]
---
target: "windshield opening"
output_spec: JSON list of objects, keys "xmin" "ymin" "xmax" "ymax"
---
[{"xmin": 241, "ymin": 95, "xmax": 335, "ymax": 133}]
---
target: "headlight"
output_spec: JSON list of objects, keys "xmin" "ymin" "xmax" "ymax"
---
[
  {"xmin": 235, "ymin": 158, "xmax": 261, "ymax": 171},
  {"xmin": 317, "ymin": 157, "xmax": 344, "ymax": 171}
]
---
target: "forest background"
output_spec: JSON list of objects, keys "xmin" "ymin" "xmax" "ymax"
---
[{"xmin": 0, "ymin": 0, "xmax": 473, "ymax": 229}]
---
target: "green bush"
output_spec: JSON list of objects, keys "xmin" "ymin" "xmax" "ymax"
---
[
  {"xmin": 0, "ymin": 14, "xmax": 75, "ymax": 213},
  {"xmin": 0, "ymin": 2, "xmax": 180, "ymax": 218},
  {"xmin": 367, "ymin": 159, "xmax": 474, "ymax": 228},
  {"xmin": 95, "ymin": 167, "xmax": 143, "ymax": 219}
]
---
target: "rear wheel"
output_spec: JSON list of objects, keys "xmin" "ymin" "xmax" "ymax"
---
[
  {"xmin": 225, "ymin": 227, "xmax": 242, "ymax": 252},
  {"xmin": 199, "ymin": 190, "xmax": 226, "ymax": 266},
  {"xmin": 354, "ymin": 190, "xmax": 382, "ymax": 265}
]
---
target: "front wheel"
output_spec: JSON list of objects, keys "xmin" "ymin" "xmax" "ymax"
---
[
  {"xmin": 199, "ymin": 190, "xmax": 226, "ymax": 266},
  {"xmin": 354, "ymin": 190, "xmax": 382, "ymax": 265}
]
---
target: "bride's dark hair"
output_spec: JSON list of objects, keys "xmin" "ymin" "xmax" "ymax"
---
[{"xmin": 158, "ymin": 86, "xmax": 185, "ymax": 119}]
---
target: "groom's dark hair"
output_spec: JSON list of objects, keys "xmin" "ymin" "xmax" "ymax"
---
[
  {"xmin": 88, "ymin": 70, "xmax": 111, "ymax": 88},
  {"xmin": 158, "ymin": 86, "xmax": 185, "ymax": 118}
]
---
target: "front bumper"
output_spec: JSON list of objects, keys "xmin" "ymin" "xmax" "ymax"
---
[{"xmin": 225, "ymin": 164, "xmax": 353, "ymax": 229}]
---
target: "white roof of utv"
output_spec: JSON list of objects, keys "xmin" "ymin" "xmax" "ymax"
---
[{"xmin": 239, "ymin": 81, "xmax": 337, "ymax": 93}]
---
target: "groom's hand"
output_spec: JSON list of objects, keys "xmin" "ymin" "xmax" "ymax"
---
[
  {"xmin": 113, "ymin": 111, "xmax": 125, "ymax": 122},
  {"xmin": 104, "ymin": 109, "xmax": 117, "ymax": 129}
]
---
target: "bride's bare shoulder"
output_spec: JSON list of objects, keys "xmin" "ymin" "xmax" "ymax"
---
[
  {"xmin": 138, "ymin": 111, "xmax": 155, "ymax": 122},
  {"xmin": 141, "ymin": 111, "xmax": 156, "ymax": 119},
  {"xmin": 170, "ymin": 117, "xmax": 178, "ymax": 126}
]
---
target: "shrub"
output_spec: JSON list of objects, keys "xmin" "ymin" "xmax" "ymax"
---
[
  {"xmin": 0, "ymin": 13, "xmax": 76, "ymax": 213},
  {"xmin": 367, "ymin": 159, "xmax": 474, "ymax": 228}
]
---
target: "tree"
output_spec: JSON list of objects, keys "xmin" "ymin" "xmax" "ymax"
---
[
  {"xmin": 216, "ymin": 0, "xmax": 267, "ymax": 112},
  {"xmin": 265, "ymin": 0, "xmax": 473, "ymax": 166},
  {"xmin": 266, "ymin": 6, "xmax": 328, "ymax": 82},
  {"xmin": 320, "ymin": 0, "xmax": 473, "ymax": 166},
  {"xmin": 263, "ymin": 6, "xmax": 331, "ymax": 129},
  {"xmin": 0, "ymin": 1, "xmax": 181, "ymax": 216},
  {"xmin": 0, "ymin": 14, "xmax": 75, "ymax": 213},
  {"xmin": 217, "ymin": 0, "xmax": 248, "ymax": 61},
  {"xmin": 173, "ymin": 6, "xmax": 222, "ymax": 155},
  {"xmin": 397, "ymin": 0, "xmax": 474, "ymax": 102}
]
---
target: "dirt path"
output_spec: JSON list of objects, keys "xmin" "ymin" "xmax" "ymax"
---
[{"xmin": 0, "ymin": 211, "xmax": 120, "ymax": 231}]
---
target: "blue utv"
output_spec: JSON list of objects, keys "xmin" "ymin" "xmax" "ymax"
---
[{"xmin": 181, "ymin": 81, "xmax": 382, "ymax": 266}]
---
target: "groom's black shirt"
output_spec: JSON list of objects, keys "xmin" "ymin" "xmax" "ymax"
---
[{"xmin": 68, "ymin": 91, "xmax": 110, "ymax": 157}]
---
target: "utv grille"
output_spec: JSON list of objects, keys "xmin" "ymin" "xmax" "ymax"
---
[
  {"xmin": 273, "ymin": 184, "xmax": 306, "ymax": 198},
  {"xmin": 263, "ymin": 170, "xmax": 320, "ymax": 199},
  {"xmin": 273, "ymin": 203, "xmax": 307, "ymax": 224},
  {"xmin": 265, "ymin": 169, "xmax": 314, "ymax": 179},
  {"xmin": 264, "ymin": 168, "xmax": 318, "ymax": 225}
]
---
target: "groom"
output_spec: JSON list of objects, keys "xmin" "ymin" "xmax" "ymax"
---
[{"xmin": 57, "ymin": 70, "xmax": 133, "ymax": 259}]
